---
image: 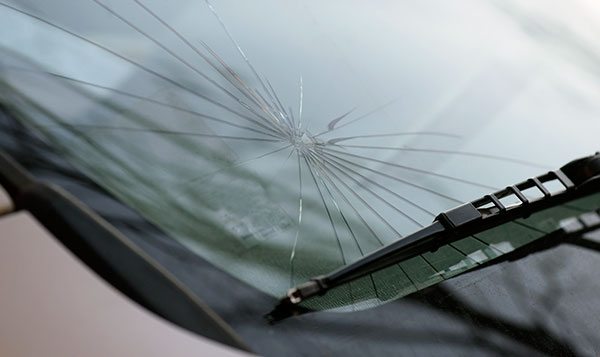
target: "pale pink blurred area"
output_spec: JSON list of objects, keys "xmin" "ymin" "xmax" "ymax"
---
[
  {"xmin": 0, "ymin": 185, "xmax": 12, "ymax": 215},
  {"xmin": 0, "ymin": 211, "xmax": 252, "ymax": 357}
]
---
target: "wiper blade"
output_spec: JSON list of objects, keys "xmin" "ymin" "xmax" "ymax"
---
[{"xmin": 268, "ymin": 152, "xmax": 600, "ymax": 321}]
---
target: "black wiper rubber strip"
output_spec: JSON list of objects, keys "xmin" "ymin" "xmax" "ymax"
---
[
  {"xmin": 269, "ymin": 153, "xmax": 600, "ymax": 321},
  {"xmin": 0, "ymin": 148, "xmax": 252, "ymax": 352}
]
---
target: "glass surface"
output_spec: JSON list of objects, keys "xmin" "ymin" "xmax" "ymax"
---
[
  {"xmin": 1, "ymin": 0, "xmax": 600, "ymax": 312},
  {"xmin": 299, "ymin": 193, "xmax": 600, "ymax": 311}
]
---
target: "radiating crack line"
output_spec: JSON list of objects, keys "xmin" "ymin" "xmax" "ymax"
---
[
  {"xmin": 133, "ymin": 0, "xmax": 284, "ymax": 130},
  {"xmin": 289, "ymin": 153, "xmax": 304, "ymax": 287},
  {"xmin": 312, "ymin": 150, "xmax": 425, "ymax": 228},
  {"xmin": 339, "ymin": 144, "xmax": 550, "ymax": 169},
  {"xmin": 196, "ymin": 40, "xmax": 291, "ymax": 134},
  {"xmin": 306, "ymin": 150, "xmax": 404, "ymax": 240},
  {"xmin": 314, "ymin": 98, "xmax": 400, "ymax": 137},
  {"xmin": 321, "ymin": 146, "xmax": 498, "ymax": 190},
  {"xmin": 316, "ymin": 149, "xmax": 436, "ymax": 217},
  {"xmin": 180, "ymin": 144, "xmax": 293, "ymax": 186},
  {"xmin": 316, "ymin": 149, "xmax": 463, "ymax": 203},
  {"xmin": 5, "ymin": 65, "xmax": 279, "ymax": 139},
  {"xmin": 204, "ymin": 0, "xmax": 278, "ymax": 120},
  {"xmin": 264, "ymin": 79, "xmax": 294, "ymax": 127},
  {"xmin": 326, "ymin": 131, "xmax": 459, "ymax": 145},
  {"xmin": 308, "ymin": 154, "xmax": 372, "ymax": 255},
  {"xmin": 298, "ymin": 76, "xmax": 304, "ymax": 131},
  {"xmin": 0, "ymin": 2, "xmax": 283, "ymax": 138},
  {"xmin": 32, "ymin": 123, "xmax": 280, "ymax": 142},
  {"xmin": 307, "ymin": 154, "xmax": 380, "ymax": 300},
  {"xmin": 93, "ymin": 0, "xmax": 286, "ymax": 136},
  {"xmin": 303, "ymin": 155, "xmax": 347, "ymax": 264},
  {"xmin": 303, "ymin": 154, "xmax": 358, "ymax": 306}
]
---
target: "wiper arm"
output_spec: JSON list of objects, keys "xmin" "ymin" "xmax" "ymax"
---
[{"xmin": 268, "ymin": 153, "xmax": 600, "ymax": 321}]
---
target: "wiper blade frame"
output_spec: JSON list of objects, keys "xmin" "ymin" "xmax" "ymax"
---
[{"xmin": 268, "ymin": 152, "xmax": 600, "ymax": 321}]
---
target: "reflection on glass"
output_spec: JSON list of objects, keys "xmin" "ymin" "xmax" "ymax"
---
[{"xmin": 1, "ymin": 0, "xmax": 600, "ymax": 312}]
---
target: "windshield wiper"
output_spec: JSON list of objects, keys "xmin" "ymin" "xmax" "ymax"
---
[{"xmin": 268, "ymin": 152, "xmax": 600, "ymax": 321}]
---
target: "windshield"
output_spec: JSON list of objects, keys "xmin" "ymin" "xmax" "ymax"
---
[{"xmin": 1, "ymin": 0, "xmax": 600, "ymax": 313}]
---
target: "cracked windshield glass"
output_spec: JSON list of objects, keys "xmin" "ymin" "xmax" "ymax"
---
[{"xmin": 1, "ymin": 0, "xmax": 600, "ymax": 311}]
